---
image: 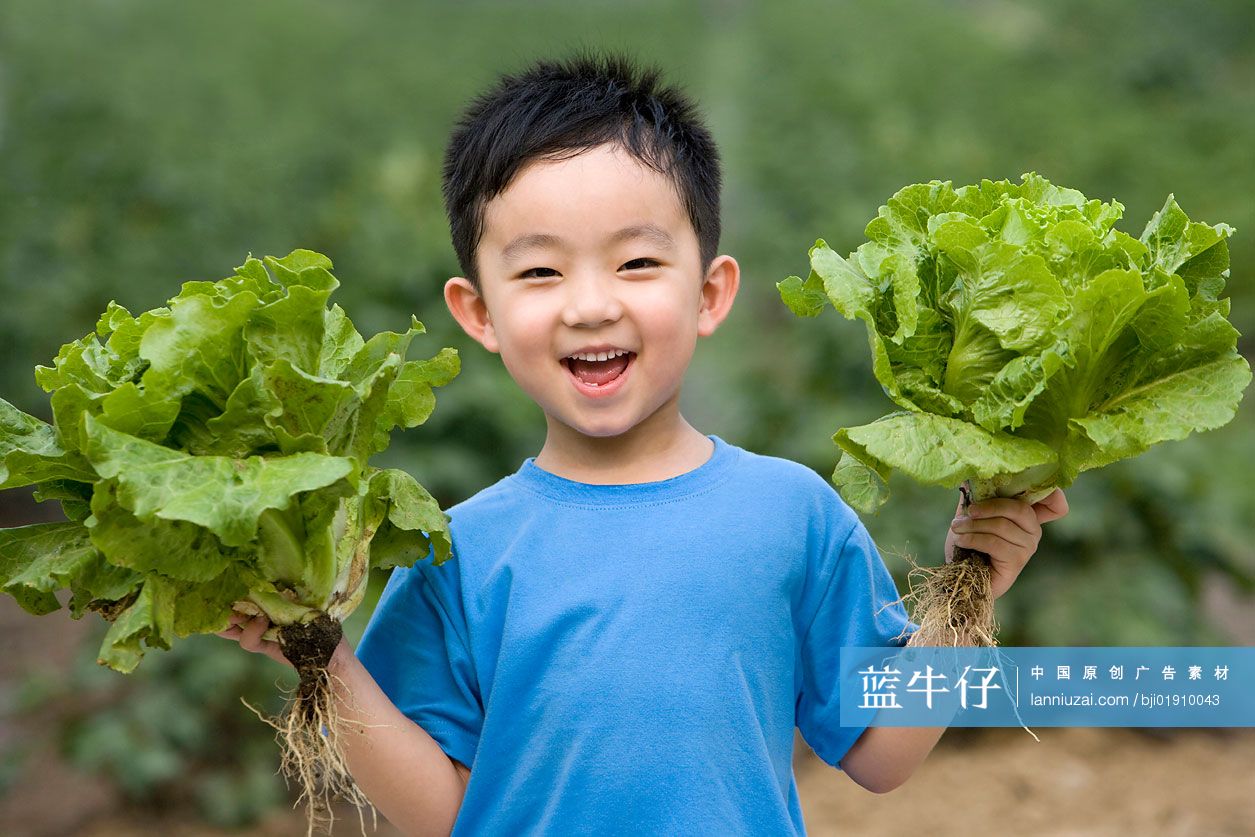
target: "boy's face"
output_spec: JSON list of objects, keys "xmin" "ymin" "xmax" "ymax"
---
[{"xmin": 444, "ymin": 143, "xmax": 738, "ymax": 445}]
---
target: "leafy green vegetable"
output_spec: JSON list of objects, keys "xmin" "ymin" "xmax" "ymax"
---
[
  {"xmin": 0, "ymin": 250, "xmax": 458, "ymax": 672},
  {"xmin": 779, "ymin": 174, "xmax": 1249, "ymax": 512}
]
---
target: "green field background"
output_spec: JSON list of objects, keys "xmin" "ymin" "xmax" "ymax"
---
[{"xmin": 1, "ymin": 0, "xmax": 1252, "ymax": 828}]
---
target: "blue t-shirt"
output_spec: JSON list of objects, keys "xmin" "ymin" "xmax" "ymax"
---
[{"xmin": 356, "ymin": 435, "xmax": 917, "ymax": 835}]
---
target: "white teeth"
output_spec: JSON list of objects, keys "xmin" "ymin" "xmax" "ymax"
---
[{"xmin": 567, "ymin": 349, "xmax": 630, "ymax": 362}]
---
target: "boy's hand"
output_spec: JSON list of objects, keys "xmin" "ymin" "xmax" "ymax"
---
[
  {"xmin": 216, "ymin": 611, "xmax": 292, "ymax": 668},
  {"xmin": 945, "ymin": 488, "xmax": 1069, "ymax": 600}
]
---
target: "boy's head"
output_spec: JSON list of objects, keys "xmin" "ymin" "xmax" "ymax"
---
[
  {"xmin": 440, "ymin": 52, "xmax": 739, "ymax": 447},
  {"xmin": 441, "ymin": 51, "xmax": 722, "ymax": 292}
]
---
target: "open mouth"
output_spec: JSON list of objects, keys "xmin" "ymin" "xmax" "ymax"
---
[{"xmin": 563, "ymin": 350, "xmax": 635, "ymax": 392}]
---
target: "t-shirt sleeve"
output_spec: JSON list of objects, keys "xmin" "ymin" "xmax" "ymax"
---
[
  {"xmin": 355, "ymin": 558, "xmax": 482, "ymax": 769},
  {"xmin": 796, "ymin": 510, "xmax": 919, "ymax": 770}
]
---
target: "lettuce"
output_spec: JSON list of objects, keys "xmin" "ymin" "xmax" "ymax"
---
[
  {"xmin": 779, "ymin": 174, "xmax": 1250, "ymax": 512},
  {"xmin": 0, "ymin": 250, "xmax": 458, "ymax": 673}
]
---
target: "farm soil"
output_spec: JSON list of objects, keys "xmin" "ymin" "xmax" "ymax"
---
[
  {"xmin": 3, "ymin": 566, "xmax": 1253, "ymax": 836},
  {"xmin": 4, "ymin": 727, "xmax": 1251, "ymax": 836}
]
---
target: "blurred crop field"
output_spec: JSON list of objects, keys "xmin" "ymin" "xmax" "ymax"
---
[{"xmin": 1, "ymin": 1, "xmax": 1253, "ymax": 834}]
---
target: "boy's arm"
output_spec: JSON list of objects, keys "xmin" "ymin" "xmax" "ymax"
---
[
  {"xmin": 838, "ymin": 725, "xmax": 947, "ymax": 794},
  {"xmin": 327, "ymin": 642, "xmax": 470, "ymax": 836},
  {"xmin": 836, "ymin": 631, "xmax": 972, "ymax": 794},
  {"xmin": 840, "ymin": 490, "xmax": 1069, "ymax": 793},
  {"xmin": 222, "ymin": 613, "xmax": 468, "ymax": 836}
]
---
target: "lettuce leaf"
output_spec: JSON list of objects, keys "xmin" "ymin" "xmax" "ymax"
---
[
  {"xmin": 781, "ymin": 174, "xmax": 1250, "ymax": 512},
  {"xmin": 0, "ymin": 250, "xmax": 458, "ymax": 670}
]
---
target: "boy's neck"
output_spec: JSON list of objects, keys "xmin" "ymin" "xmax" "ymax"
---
[{"xmin": 533, "ymin": 413, "xmax": 714, "ymax": 486}]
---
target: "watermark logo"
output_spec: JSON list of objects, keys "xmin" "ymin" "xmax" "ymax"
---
[{"xmin": 839, "ymin": 647, "xmax": 1255, "ymax": 727}]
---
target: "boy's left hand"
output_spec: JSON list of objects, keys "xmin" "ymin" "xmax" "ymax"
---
[{"xmin": 945, "ymin": 488, "xmax": 1069, "ymax": 600}]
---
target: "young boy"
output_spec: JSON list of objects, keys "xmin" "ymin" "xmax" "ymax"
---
[{"xmin": 220, "ymin": 52, "xmax": 1068, "ymax": 835}]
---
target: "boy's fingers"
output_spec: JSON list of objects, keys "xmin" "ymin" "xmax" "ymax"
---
[
  {"xmin": 237, "ymin": 615, "xmax": 271, "ymax": 652},
  {"xmin": 216, "ymin": 614, "xmax": 290, "ymax": 667},
  {"xmin": 1033, "ymin": 489, "xmax": 1069, "ymax": 523},
  {"xmin": 964, "ymin": 498, "xmax": 1040, "ymax": 539},
  {"xmin": 951, "ymin": 531, "xmax": 1028, "ymax": 562},
  {"xmin": 951, "ymin": 514, "xmax": 1034, "ymax": 549}
]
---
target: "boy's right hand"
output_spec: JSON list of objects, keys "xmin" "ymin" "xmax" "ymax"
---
[{"xmin": 216, "ymin": 611, "xmax": 293, "ymax": 668}]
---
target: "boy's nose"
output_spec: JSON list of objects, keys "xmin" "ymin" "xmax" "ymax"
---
[{"xmin": 561, "ymin": 272, "xmax": 623, "ymax": 328}]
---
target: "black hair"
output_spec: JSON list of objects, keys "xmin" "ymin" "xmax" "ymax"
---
[{"xmin": 441, "ymin": 50, "xmax": 722, "ymax": 291}]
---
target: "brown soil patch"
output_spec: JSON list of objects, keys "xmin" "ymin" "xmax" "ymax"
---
[{"xmin": 796, "ymin": 726, "xmax": 1255, "ymax": 836}]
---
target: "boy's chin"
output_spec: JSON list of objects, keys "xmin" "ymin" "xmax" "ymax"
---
[
  {"xmin": 562, "ymin": 420, "xmax": 637, "ymax": 440},
  {"xmin": 548, "ymin": 412, "xmax": 642, "ymax": 440}
]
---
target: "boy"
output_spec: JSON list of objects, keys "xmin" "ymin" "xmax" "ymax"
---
[{"xmin": 219, "ymin": 52, "xmax": 1068, "ymax": 835}]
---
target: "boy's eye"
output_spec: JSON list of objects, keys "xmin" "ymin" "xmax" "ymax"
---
[
  {"xmin": 520, "ymin": 267, "xmax": 559, "ymax": 278},
  {"xmin": 621, "ymin": 258, "xmax": 659, "ymax": 271}
]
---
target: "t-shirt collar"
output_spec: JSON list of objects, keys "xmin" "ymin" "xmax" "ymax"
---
[{"xmin": 512, "ymin": 434, "xmax": 738, "ymax": 506}]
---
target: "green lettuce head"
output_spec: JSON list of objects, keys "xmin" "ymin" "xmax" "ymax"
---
[
  {"xmin": 0, "ymin": 250, "xmax": 458, "ymax": 672},
  {"xmin": 779, "ymin": 174, "xmax": 1250, "ymax": 512}
]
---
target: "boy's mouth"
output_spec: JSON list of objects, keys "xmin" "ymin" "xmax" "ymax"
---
[{"xmin": 563, "ymin": 351, "xmax": 634, "ymax": 389}]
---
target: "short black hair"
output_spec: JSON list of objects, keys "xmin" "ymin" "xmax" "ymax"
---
[{"xmin": 441, "ymin": 51, "xmax": 722, "ymax": 291}]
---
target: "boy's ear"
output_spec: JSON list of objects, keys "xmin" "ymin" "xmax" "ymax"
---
[
  {"xmin": 696, "ymin": 255, "xmax": 740, "ymax": 337},
  {"xmin": 444, "ymin": 276, "xmax": 500, "ymax": 353}
]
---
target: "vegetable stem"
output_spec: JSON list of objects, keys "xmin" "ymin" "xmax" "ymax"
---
[{"xmin": 257, "ymin": 506, "xmax": 307, "ymax": 585}]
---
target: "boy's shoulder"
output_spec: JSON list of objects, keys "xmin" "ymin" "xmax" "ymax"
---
[
  {"xmin": 421, "ymin": 442, "xmax": 868, "ymax": 590},
  {"xmin": 733, "ymin": 445, "xmax": 864, "ymax": 528},
  {"xmin": 443, "ymin": 440, "xmax": 855, "ymax": 523},
  {"xmin": 444, "ymin": 469, "xmax": 525, "ymax": 521},
  {"xmin": 733, "ymin": 444, "xmax": 836, "ymax": 493}
]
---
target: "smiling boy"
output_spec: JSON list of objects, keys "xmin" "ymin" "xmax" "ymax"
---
[
  {"xmin": 445, "ymin": 139, "xmax": 727, "ymax": 482},
  {"xmin": 219, "ymin": 52, "xmax": 1067, "ymax": 835}
]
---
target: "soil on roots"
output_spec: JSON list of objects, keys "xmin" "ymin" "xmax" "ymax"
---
[
  {"xmin": 263, "ymin": 614, "xmax": 374, "ymax": 837},
  {"xmin": 901, "ymin": 547, "xmax": 998, "ymax": 647},
  {"xmin": 279, "ymin": 614, "xmax": 343, "ymax": 717}
]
